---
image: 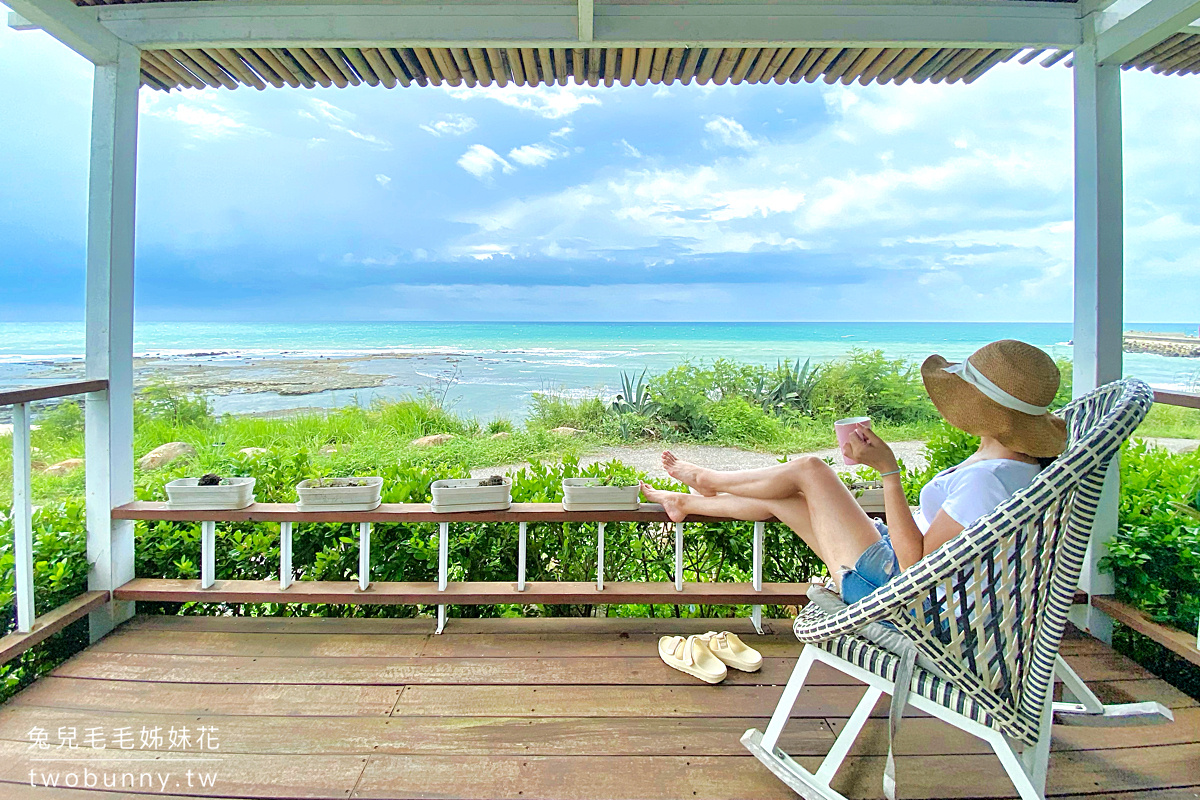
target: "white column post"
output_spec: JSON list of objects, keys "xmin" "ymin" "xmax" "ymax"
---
[
  {"xmin": 279, "ymin": 522, "xmax": 293, "ymax": 589},
  {"xmin": 12, "ymin": 404, "xmax": 35, "ymax": 633},
  {"xmin": 1070, "ymin": 38, "xmax": 1123, "ymax": 643},
  {"xmin": 85, "ymin": 41, "xmax": 140, "ymax": 642}
]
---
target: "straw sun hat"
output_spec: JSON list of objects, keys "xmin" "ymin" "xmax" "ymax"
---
[{"xmin": 921, "ymin": 339, "xmax": 1068, "ymax": 458}]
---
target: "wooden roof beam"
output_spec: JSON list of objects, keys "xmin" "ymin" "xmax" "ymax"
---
[
  {"xmin": 1096, "ymin": 0, "xmax": 1200, "ymax": 63},
  {"xmin": 94, "ymin": 0, "xmax": 1082, "ymax": 51},
  {"xmin": 6, "ymin": 0, "xmax": 122, "ymax": 63},
  {"xmin": 578, "ymin": 0, "xmax": 593, "ymax": 43}
]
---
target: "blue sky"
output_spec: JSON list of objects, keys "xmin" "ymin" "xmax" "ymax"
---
[{"xmin": 2, "ymin": 17, "xmax": 1198, "ymax": 323}]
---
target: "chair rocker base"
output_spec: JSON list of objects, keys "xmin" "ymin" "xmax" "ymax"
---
[
  {"xmin": 1053, "ymin": 700, "xmax": 1174, "ymax": 726},
  {"xmin": 742, "ymin": 728, "xmax": 850, "ymax": 800}
]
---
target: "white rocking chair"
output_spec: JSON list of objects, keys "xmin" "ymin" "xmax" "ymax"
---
[{"xmin": 743, "ymin": 378, "xmax": 1173, "ymax": 800}]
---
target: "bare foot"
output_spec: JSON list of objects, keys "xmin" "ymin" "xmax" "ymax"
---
[
  {"xmin": 661, "ymin": 451, "xmax": 717, "ymax": 496},
  {"xmin": 640, "ymin": 482, "xmax": 691, "ymax": 523}
]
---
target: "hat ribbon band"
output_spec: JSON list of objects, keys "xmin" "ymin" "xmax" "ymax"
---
[{"xmin": 943, "ymin": 359, "xmax": 1050, "ymax": 416}]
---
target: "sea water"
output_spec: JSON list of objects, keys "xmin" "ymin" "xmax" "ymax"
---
[{"xmin": 1, "ymin": 321, "xmax": 1196, "ymax": 419}]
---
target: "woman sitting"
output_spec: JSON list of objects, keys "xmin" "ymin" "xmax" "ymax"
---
[{"xmin": 639, "ymin": 339, "xmax": 1067, "ymax": 604}]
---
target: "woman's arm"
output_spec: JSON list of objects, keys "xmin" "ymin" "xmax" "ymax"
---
[{"xmin": 842, "ymin": 427, "xmax": 922, "ymax": 570}]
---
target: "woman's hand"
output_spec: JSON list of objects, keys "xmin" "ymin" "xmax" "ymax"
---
[{"xmin": 842, "ymin": 426, "xmax": 899, "ymax": 475}]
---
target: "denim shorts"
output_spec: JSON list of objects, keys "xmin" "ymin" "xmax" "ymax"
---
[{"xmin": 840, "ymin": 519, "xmax": 901, "ymax": 605}]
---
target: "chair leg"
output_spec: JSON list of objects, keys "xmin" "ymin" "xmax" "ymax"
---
[
  {"xmin": 762, "ymin": 645, "xmax": 817, "ymax": 750},
  {"xmin": 988, "ymin": 731, "xmax": 1046, "ymax": 800},
  {"xmin": 815, "ymin": 686, "xmax": 883, "ymax": 784},
  {"xmin": 1053, "ymin": 655, "xmax": 1174, "ymax": 726}
]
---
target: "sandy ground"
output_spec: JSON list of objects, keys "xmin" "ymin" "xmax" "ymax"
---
[{"xmin": 472, "ymin": 440, "xmax": 933, "ymax": 480}]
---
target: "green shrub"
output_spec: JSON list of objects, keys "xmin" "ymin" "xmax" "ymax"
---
[
  {"xmin": 810, "ymin": 349, "xmax": 937, "ymax": 425},
  {"xmin": 708, "ymin": 397, "xmax": 786, "ymax": 448},
  {"xmin": 526, "ymin": 394, "xmax": 606, "ymax": 431}
]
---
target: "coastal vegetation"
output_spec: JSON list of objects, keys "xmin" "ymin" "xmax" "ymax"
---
[{"xmin": 1, "ymin": 350, "xmax": 1199, "ymax": 698}]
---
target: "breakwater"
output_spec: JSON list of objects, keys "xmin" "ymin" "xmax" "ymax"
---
[{"xmin": 1124, "ymin": 331, "xmax": 1200, "ymax": 358}]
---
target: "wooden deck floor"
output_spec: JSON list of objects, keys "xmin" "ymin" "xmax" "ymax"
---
[{"xmin": 1, "ymin": 615, "xmax": 1197, "ymax": 800}]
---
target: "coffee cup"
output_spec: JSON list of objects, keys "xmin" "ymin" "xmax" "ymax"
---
[{"xmin": 835, "ymin": 417, "xmax": 872, "ymax": 466}]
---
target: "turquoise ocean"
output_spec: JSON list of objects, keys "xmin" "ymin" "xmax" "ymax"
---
[{"xmin": 1, "ymin": 322, "xmax": 1196, "ymax": 420}]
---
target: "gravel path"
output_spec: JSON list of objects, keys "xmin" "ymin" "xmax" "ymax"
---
[{"xmin": 472, "ymin": 440, "xmax": 931, "ymax": 481}]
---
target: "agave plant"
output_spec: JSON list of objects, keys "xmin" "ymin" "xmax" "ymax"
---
[
  {"xmin": 610, "ymin": 369, "xmax": 660, "ymax": 417},
  {"xmin": 759, "ymin": 358, "xmax": 818, "ymax": 416}
]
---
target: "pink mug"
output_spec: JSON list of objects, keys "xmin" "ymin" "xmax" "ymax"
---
[{"xmin": 835, "ymin": 417, "xmax": 872, "ymax": 466}]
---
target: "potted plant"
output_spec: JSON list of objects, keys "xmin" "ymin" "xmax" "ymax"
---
[
  {"xmin": 431, "ymin": 475, "xmax": 512, "ymax": 512},
  {"xmin": 166, "ymin": 473, "xmax": 256, "ymax": 510},
  {"xmin": 562, "ymin": 474, "xmax": 641, "ymax": 511},
  {"xmin": 848, "ymin": 479, "xmax": 885, "ymax": 516},
  {"xmin": 295, "ymin": 476, "xmax": 383, "ymax": 512}
]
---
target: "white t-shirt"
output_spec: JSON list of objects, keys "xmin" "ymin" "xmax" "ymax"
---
[{"xmin": 914, "ymin": 458, "xmax": 1042, "ymax": 534}]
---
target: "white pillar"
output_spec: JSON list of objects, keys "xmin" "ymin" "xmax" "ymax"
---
[
  {"xmin": 1070, "ymin": 41, "xmax": 1123, "ymax": 643},
  {"xmin": 85, "ymin": 41, "xmax": 140, "ymax": 641}
]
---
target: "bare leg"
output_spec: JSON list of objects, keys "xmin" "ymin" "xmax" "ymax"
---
[
  {"xmin": 641, "ymin": 464, "xmax": 880, "ymax": 582},
  {"xmin": 663, "ymin": 452, "xmax": 839, "ymax": 501}
]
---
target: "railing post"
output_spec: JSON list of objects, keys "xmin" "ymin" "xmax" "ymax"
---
[
  {"xmin": 279, "ymin": 522, "xmax": 293, "ymax": 590},
  {"xmin": 597, "ymin": 522, "xmax": 605, "ymax": 591},
  {"xmin": 1070, "ymin": 34, "xmax": 1123, "ymax": 644},
  {"xmin": 200, "ymin": 521, "xmax": 215, "ymax": 589},
  {"xmin": 358, "ymin": 522, "xmax": 371, "ymax": 591},
  {"xmin": 517, "ymin": 521, "xmax": 527, "ymax": 591},
  {"xmin": 752, "ymin": 521, "xmax": 764, "ymax": 635},
  {"xmin": 12, "ymin": 403, "xmax": 35, "ymax": 633},
  {"xmin": 674, "ymin": 522, "xmax": 683, "ymax": 591},
  {"xmin": 84, "ymin": 40, "xmax": 140, "ymax": 642},
  {"xmin": 437, "ymin": 522, "xmax": 448, "ymax": 634}
]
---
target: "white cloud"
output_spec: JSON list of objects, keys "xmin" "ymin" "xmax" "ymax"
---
[
  {"xmin": 550, "ymin": 125, "xmax": 573, "ymax": 138},
  {"xmin": 139, "ymin": 92, "xmax": 256, "ymax": 139},
  {"xmin": 299, "ymin": 99, "xmax": 390, "ymax": 148},
  {"xmin": 705, "ymin": 116, "xmax": 758, "ymax": 149},
  {"xmin": 375, "ymin": 174, "xmax": 391, "ymax": 187},
  {"xmin": 457, "ymin": 145, "xmax": 514, "ymax": 180},
  {"xmin": 507, "ymin": 143, "xmax": 564, "ymax": 167},
  {"xmin": 447, "ymin": 85, "xmax": 602, "ymax": 119},
  {"xmin": 420, "ymin": 113, "xmax": 478, "ymax": 137},
  {"xmin": 618, "ymin": 139, "xmax": 643, "ymax": 158}
]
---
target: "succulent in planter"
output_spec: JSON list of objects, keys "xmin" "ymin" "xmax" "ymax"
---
[
  {"xmin": 478, "ymin": 475, "xmax": 506, "ymax": 487},
  {"xmin": 198, "ymin": 473, "xmax": 223, "ymax": 486}
]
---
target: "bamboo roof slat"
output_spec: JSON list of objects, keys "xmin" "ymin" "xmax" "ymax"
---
[
  {"xmin": 500, "ymin": 47, "xmax": 521, "ymax": 86},
  {"xmin": 822, "ymin": 47, "xmax": 862, "ymax": 82},
  {"xmin": 964, "ymin": 48, "xmax": 1016, "ymax": 83},
  {"xmin": 1128, "ymin": 34, "xmax": 1188, "ymax": 68},
  {"xmin": 912, "ymin": 47, "xmax": 958, "ymax": 83},
  {"xmin": 485, "ymin": 48, "xmax": 507, "ymax": 87},
  {"xmin": 615, "ymin": 46, "xmax": 632, "ymax": 86},
  {"xmin": 379, "ymin": 48, "xmax": 410, "ymax": 87},
  {"xmin": 571, "ymin": 48, "xmax": 585, "ymax": 86},
  {"xmin": 840, "ymin": 46, "xmax": 883, "ymax": 84},
  {"xmin": 450, "ymin": 47, "xmax": 477, "ymax": 88},
  {"xmin": 467, "ymin": 47, "xmax": 489, "ymax": 85},
  {"xmin": 747, "ymin": 47, "xmax": 778, "ymax": 83},
  {"xmin": 536, "ymin": 47, "xmax": 553, "ymax": 84},
  {"xmin": 803, "ymin": 48, "xmax": 840, "ymax": 82},
  {"xmin": 554, "ymin": 48, "xmax": 569, "ymax": 86},
  {"xmin": 239, "ymin": 47, "xmax": 286, "ymax": 88},
  {"xmin": 396, "ymin": 48, "xmax": 426, "ymax": 86},
  {"xmin": 168, "ymin": 48, "xmax": 225, "ymax": 88},
  {"xmin": 189, "ymin": 47, "xmax": 241, "ymax": 89},
  {"xmin": 218, "ymin": 47, "xmax": 269, "ymax": 89},
  {"xmin": 1018, "ymin": 47, "xmax": 1047, "ymax": 65},
  {"xmin": 1145, "ymin": 36, "xmax": 1199, "ymax": 67},
  {"xmin": 585, "ymin": 47, "xmax": 600, "ymax": 86},
  {"xmin": 272, "ymin": 48, "xmax": 316, "ymax": 88},
  {"xmin": 144, "ymin": 49, "xmax": 204, "ymax": 89},
  {"xmin": 892, "ymin": 47, "xmax": 940, "ymax": 84},
  {"xmin": 662, "ymin": 47, "xmax": 685, "ymax": 84},
  {"xmin": 323, "ymin": 48, "xmax": 361, "ymax": 86},
  {"xmin": 246, "ymin": 47, "xmax": 295, "ymax": 88},
  {"xmin": 679, "ymin": 47, "xmax": 703, "ymax": 84},
  {"xmin": 649, "ymin": 47, "xmax": 669, "ymax": 84},
  {"xmin": 412, "ymin": 48, "xmax": 441, "ymax": 86},
  {"xmin": 693, "ymin": 47, "xmax": 721, "ymax": 84},
  {"xmin": 1152, "ymin": 38, "xmax": 1200, "ymax": 72},
  {"xmin": 729, "ymin": 47, "xmax": 760, "ymax": 84},
  {"xmin": 758, "ymin": 47, "xmax": 796, "ymax": 84},
  {"xmin": 1001, "ymin": 48, "xmax": 1023, "ymax": 63},
  {"xmin": 1039, "ymin": 48, "xmax": 1072, "ymax": 67},
  {"xmin": 140, "ymin": 70, "xmax": 171, "ymax": 92},
  {"xmin": 603, "ymin": 47, "xmax": 616, "ymax": 87},
  {"xmin": 362, "ymin": 48, "xmax": 395, "ymax": 88},
  {"xmin": 302, "ymin": 47, "xmax": 345, "ymax": 87},
  {"xmin": 857, "ymin": 47, "xmax": 901, "ymax": 85},
  {"xmin": 943, "ymin": 47, "xmax": 991, "ymax": 82},
  {"xmin": 431, "ymin": 48, "xmax": 462, "ymax": 86},
  {"xmin": 711, "ymin": 47, "xmax": 740, "ymax": 84},
  {"xmin": 875, "ymin": 47, "xmax": 920, "ymax": 83},
  {"xmin": 631, "ymin": 47, "xmax": 651, "ymax": 86},
  {"xmin": 140, "ymin": 59, "xmax": 178, "ymax": 91},
  {"xmin": 787, "ymin": 47, "xmax": 820, "ymax": 82},
  {"xmin": 519, "ymin": 48, "xmax": 538, "ymax": 86}
]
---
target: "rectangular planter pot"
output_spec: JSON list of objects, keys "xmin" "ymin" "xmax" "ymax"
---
[
  {"xmin": 850, "ymin": 480, "xmax": 885, "ymax": 516},
  {"xmin": 166, "ymin": 477, "xmax": 256, "ymax": 510},
  {"xmin": 296, "ymin": 477, "xmax": 383, "ymax": 512},
  {"xmin": 562, "ymin": 478, "xmax": 640, "ymax": 512},
  {"xmin": 431, "ymin": 477, "xmax": 512, "ymax": 513}
]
